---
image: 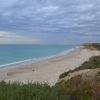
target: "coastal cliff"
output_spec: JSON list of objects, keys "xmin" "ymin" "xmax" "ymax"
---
[{"xmin": 80, "ymin": 43, "xmax": 100, "ymax": 50}]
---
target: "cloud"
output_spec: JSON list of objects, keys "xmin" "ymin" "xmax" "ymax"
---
[
  {"xmin": 0, "ymin": 0, "xmax": 100, "ymax": 44},
  {"xmin": 0, "ymin": 31, "xmax": 43, "ymax": 44},
  {"xmin": 38, "ymin": 6, "xmax": 59, "ymax": 12}
]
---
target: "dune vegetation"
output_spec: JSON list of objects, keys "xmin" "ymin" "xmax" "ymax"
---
[
  {"xmin": 81, "ymin": 43, "xmax": 100, "ymax": 50},
  {"xmin": 59, "ymin": 55, "xmax": 100, "ymax": 78},
  {"xmin": 57, "ymin": 75, "xmax": 100, "ymax": 100},
  {"xmin": 0, "ymin": 81, "xmax": 69, "ymax": 100},
  {"xmin": 57, "ymin": 54, "xmax": 100, "ymax": 100}
]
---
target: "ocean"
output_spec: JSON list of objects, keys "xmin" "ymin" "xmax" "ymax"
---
[{"xmin": 0, "ymin": 44, "xmax": 77, "ymax": 70}]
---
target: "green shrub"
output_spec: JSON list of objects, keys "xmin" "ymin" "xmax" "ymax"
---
[
  {"xmin": 0, "ymin": 81, "xmax": 69, "ymax": 100},
  {"xmin": 59, "ymin": 70, "xmax": 73, "ymax": 78},
  {"xmin": 59, "ymin": 72, "xmax": 69, "ymax": 78},
  {"xmin": 95, "ymin": 71, "xmax": 100, "ymax": 77}
]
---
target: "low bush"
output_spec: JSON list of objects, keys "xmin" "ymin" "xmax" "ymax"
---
[
  {"xmin": 59, "ymin": 70, "xmax": 73, "ymax": 78},
  {"xmin": 58, "ymin": 75, "xmax": 100, "ymax": 100},
  {"xmin": 95, "ymin": 71, "xmax": 100, "ymax": 77},
  {"xmin": 0, "ymin": 80, "xmax": 69, "ymax": 100}
]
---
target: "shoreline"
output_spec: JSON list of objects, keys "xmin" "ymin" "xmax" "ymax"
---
[
  {"xmin": 0, "ymin": 48, "xmax": 100, "ymax": 86},
  {"xmin": 0, "ymin": 46, "xmax": 76, "ymax": 71}
]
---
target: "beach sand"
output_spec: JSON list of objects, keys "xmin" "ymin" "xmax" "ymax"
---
[{"xmin": 0, "ymin": 48, "xmax": 100, "ymax": 86}]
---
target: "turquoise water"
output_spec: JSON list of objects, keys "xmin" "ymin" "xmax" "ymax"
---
[{"xmin": 0, "ymin": 44, "xmax": 76, "ymax": 70}]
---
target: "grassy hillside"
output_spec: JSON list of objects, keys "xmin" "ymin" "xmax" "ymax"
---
[{"xmin": 0, "ymin": 72, "xmax": 100, "ymax": 100}]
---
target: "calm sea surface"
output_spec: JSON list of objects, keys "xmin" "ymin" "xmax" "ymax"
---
[{"xmin": 0, "ymin": 44, "xmax": 77, "ymax": 70}]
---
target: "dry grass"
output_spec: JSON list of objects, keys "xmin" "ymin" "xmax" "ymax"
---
[{"xmin": 58, "ymin": 75, "xmax": 100, "ymax": 100}]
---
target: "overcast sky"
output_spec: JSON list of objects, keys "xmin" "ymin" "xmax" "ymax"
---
[{"xmin": 0, "ymin": 0, "xmax": 100, "ymax": 45}]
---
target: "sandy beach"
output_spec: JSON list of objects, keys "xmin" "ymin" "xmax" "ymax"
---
[{"xmin": 0, "ymin": 48, "xmax": 100, "ymax": 86}]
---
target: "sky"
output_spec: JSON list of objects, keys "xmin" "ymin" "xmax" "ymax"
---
[{"xmin": 0, "ymin": 0, "xmax": 100, "ymax": 45}]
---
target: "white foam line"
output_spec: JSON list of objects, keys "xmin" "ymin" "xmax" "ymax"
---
[{"xmin": 0, "ymin": 59, "xmax": 32, "ymax": 68}]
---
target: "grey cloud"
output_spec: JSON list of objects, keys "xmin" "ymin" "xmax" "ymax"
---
[{"xmin": 0, "ymin": 0, "xmax": 100, "ymax": 44}]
